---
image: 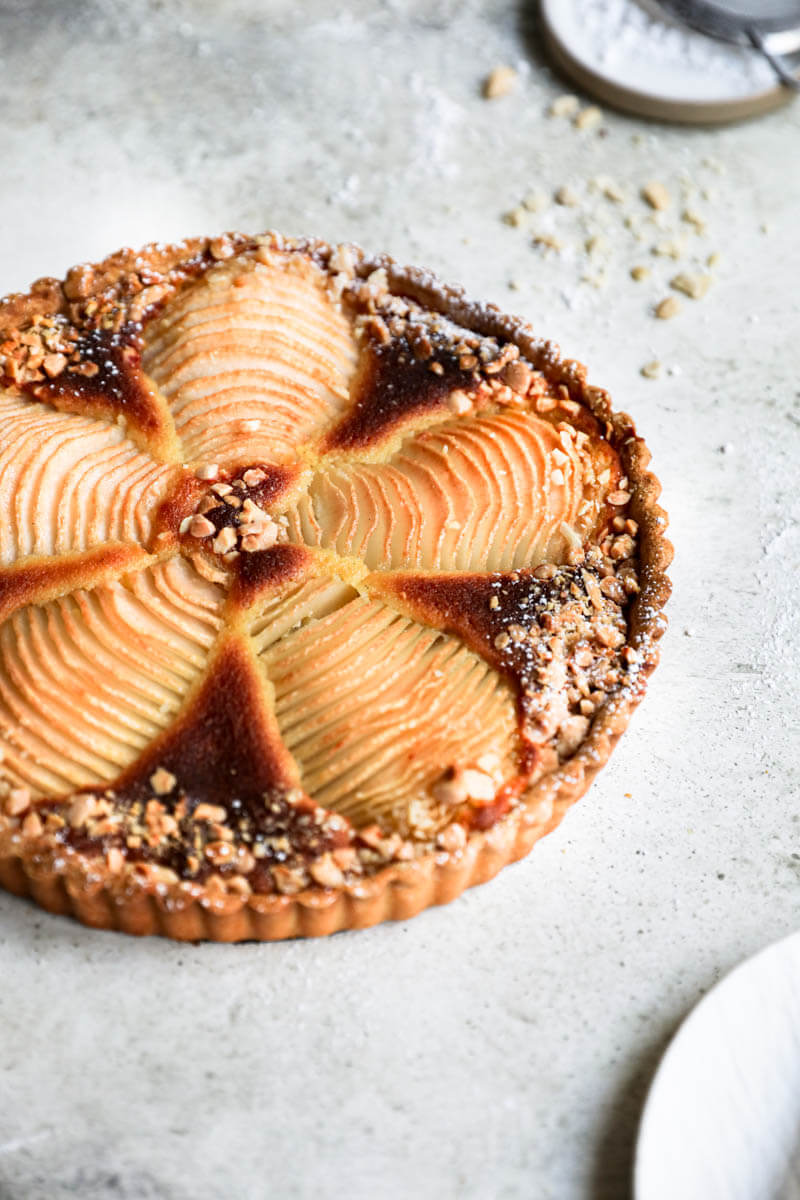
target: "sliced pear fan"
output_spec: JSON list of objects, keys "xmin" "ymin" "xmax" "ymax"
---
[
  {"xmin": 0, "ymin": 558, "xmax": 224, "ymax": 797},
  {"xmin": 286, "ymin": 411, "xmax": 602, "ymax": 571},
  {"xmin": 143, "ymin": 254, "xmax": 358, "ymax": 466},
  {"xmin": 0, "ymin": 394, "xmax": 173, "ymax": 565},
  {"xmin": 251, "ymin": 585, "xmax": 517, "ymax": 828}
]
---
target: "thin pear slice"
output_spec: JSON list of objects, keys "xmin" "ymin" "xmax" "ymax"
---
[
  {"xmin": 0, "ymin": 393, "xmax": 172, "ymax": 566},
  {"xmin": 143, "ymin": 252, "xmax": 358, "ymax": 466},
  {"xmin": 0, "ymin": 557, "xmax": 224, "ymax": 797},
  {"xmin": 253, "ymin": 588, "xmax": 517, "ymax": 828},
  {"xmin": 286, "ymin": 410, "xmax": 617, "ymax": 571}
]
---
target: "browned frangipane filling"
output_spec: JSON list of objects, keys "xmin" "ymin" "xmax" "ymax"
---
[{"xmin": 0, "ymin": 232, "xmax": 650, "ymax": 899}]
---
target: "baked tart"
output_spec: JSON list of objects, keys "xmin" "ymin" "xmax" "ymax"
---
[{"xmin": 0, "ymin": 232, "xmax": 671, "ymax": 940}]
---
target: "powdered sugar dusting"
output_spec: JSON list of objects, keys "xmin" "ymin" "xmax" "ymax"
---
[{"xmin": 557, "ymin": 0, "xmax": 776, "ymax": 101}]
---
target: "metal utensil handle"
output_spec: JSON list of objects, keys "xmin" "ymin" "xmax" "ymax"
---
[{"xmin": 748, "ymin": 27, "xmax": 800, "ymax": 89}]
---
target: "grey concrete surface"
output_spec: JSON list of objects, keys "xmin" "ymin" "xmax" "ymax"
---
[{"xmin": 0, "ymin": 2, "xmax": 798, "ymax": 1197}]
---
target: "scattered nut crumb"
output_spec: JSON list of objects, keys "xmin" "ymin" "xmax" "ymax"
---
[
  {"xmin": 602, "ymin": 180, "xmax": 626, "ymax": 203},
  {"xmin": 5, "ymin": 786, "xmax": 31, "ymax": 817},
  {"xmin": 448, "ymin": 390, "xmax": 472, "ymax": 416},
  {"xmin": 522, "ymin": 190, "xmax": 548, "ymax": 213},
  {"xmin": 460, "ymin": 768, "xmax": 496, "ymax": 803},
  {"xmin": 194, "ymin": 803, "xmax": 227, "ymax": 823},
  {"xmin": 195, "ymin": 463, "xmax": 219, "ymax": 481},
  {"xmin": 682, "ymin": 208, "xmax": 707, "ymax": 234},
  {"xmin": 503, "ymin": 206, "xmax": 528, "ymax": 228},
  {"xmin": 483, "ymin": 65, "xmax": 517, "ymax": 99},
  {"xmin": 707, "ymin": 251, "xmax": 721, "ymax": 269},
  {"xmin": 532, "ymin": 233, "xmax": 564, "ymax": 254},
  {"xmin": 555, "ymin": 185, "xmax": 580, "ymax": 207},
  {"xmin": 150, "ymin": 767, "xmax": 177, "ymax": 796},
  {"xmin": 242, "ymin": 467, "xmax": 267, "ymax": 487},
  {"xmin": 630, "ymin": 265, "xmax": 650, "ymax": 281},
  {"xmin": 585, "ymin": 235, "xmax": 608, "ymax": 257},
  {"xmin": 42, "ymin": 353, "xmax": 68, "ymax": 378},
  {"xmin": 21, "ymin": 811, "xmax": 43, "ymax": 838},
  {"xmin": 655, "ymin": 296, "xmax": 681, "ymax": 320},
  {"xmin": 68, "ymin": 795, "xmax": 94, "ymax": 827},
  {"xmin": 309, "ymin": 853, "xmax": 345, "ymax": 888},
  {"xmin": 640, "ymin": 361, "xmax": 662, "ymax": 379},
  {"xmin": 670, "ymin": 272, "xmax": 711, "ymax": 300},
  {"xmin": 212, "ymin": 525, "xmax": 237, "ymax": 555},
  {"xmin": 188, "ymin": 514, "xmax": 216, "ymax": 539},
  {"xmin": 642, "ymin": 181, "xmax": 671, "ymax": 211},
  {"xmin": 651, "ymin": 238, "xmax": 685, "ymax": 260},
  {"xmin": 549, "ymin": 93, "xmax": 580, "ymax": 118},
  {"xmin": 574, "ymin": 105, "xmax": 602, "ymax": 131},
  {"xmin": 437, "ymin": 823, "xmax": 467, "ymax": 852},
  {"xmin": 107, "ymin": 848, "xmax": 125, "ymax": 873}
]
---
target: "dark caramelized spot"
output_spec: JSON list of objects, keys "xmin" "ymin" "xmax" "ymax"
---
[
  {"xmin": 324, "ymin": 331, "xmax": 480, "ymax": 450},
  {"xmin": 27, "ymin": 323, "xmax": 173, "ymax": 448},
  {"xmin": 231, "ymin": 543, "xmax": 313, "ymax": 611},
  {"xmin": 373, "ymin": 570, "xmax": 556, "ymax": 677},
  {"xmin": 151, "ymin": 470, "xmax": 207, "ymax": 548},
  {"xmin": 371, "ymin": 566, "xmax": 625, "ymax": 770},
  {"xmin": 0, "ymin": 544, "xmax": 151, "ymax": 624},
  {"xmin": 106, "ymin": 635, "xmax": 298, "ymax": 811},
  {"xmin": 48, "ymin": 635, "xmax": 353, "ymax": 886},
  {"xmin": 236, "ymin": 464, "xmax": 299, "ymax": 511}
]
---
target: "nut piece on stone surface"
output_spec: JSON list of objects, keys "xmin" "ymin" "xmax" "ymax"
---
[
  {"xmin": 670, "ymin": 272, "xmax": 711, "ymax": 300},
  {"xmin": 574, "ymin": 106, "xmax": 602, "ymax": 131},
  {"xmin": 655, "ymin": 296, "xmax": 681, "ymax": 320},
  {"xmin": 549, "ymin": 94, "xmax": 579, "ymax": 118},
  {"xmin": 483, "ymin": 65, "xmax": 517, "ymax": 99},
  {"xmin": 642, "ymin": 181, "xmax": 671, "ymax": 211}
]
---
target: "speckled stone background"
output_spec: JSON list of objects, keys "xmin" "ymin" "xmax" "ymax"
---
[{"xmin": 0, "ymin": 3, "xmax": 798, "ymax": 1198}]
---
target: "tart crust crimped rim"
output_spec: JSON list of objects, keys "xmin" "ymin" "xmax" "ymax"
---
[{"xmin": 0, "ymin": 234, "xmax": 672, "ymax": 941}]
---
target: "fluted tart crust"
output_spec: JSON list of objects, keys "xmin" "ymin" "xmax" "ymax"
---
[{"xmin": 0, "ymin": 232, "xmax": 671, "ymax": 940}]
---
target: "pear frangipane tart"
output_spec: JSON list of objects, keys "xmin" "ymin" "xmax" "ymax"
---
[{"xmin": 0, "ymin": 232, "xmax": 670, "ymax": 940}]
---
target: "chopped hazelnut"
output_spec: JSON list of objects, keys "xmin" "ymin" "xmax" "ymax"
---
[
  {"xmin": 309, "ymin": 853, "xmax": 345, "ymax": 888},
  {"xmin": 188, "ymin": 514, "xmax": 216, "ymax": 539},
  {"xmin": 150, "ymin": 767, "xmax": 176, "ymax": 796},
  {"xmin": 655, "ymin": 296, "xmax": 681, "ymax": 320},
  {"xmin": 437, "ymin": 822, "xmax": 467, "ymax": 852},
  {"xmin": 642, "ymin": 181, "xmax": 671, "ymax": 211},
  {"xmin": 5, "ymin": 786, "xmax": 31, "ymax": 817},
  {"xmin": 483, "ymin": 65, "xmax": 517, "ymax": 100},
  {"xmin": 460, "ymin": 768, "xmax": 496, "ymax": 804},
  {"xmin": 670, "ymin": 272, "xmax": 711, "ymax": 300},
  {"xmin": 549, "ymin": 94, "xmax": 579, "ymax": 118}
]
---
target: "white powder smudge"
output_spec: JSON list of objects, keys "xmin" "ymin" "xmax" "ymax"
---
[
  {"xmin": 566, "ymin": 0, "xmax": 776, "ymax": 99},
  {"xmin": 409, "ymin": 74, "xmax": 466, "ymax": 178}
]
